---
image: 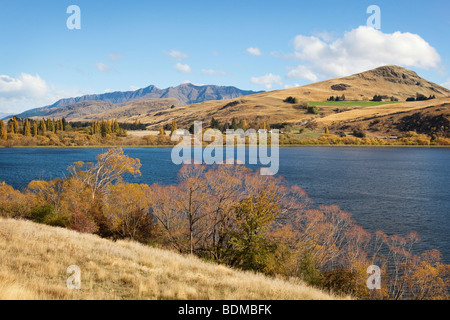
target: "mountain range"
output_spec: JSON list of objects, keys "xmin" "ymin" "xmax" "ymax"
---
[{"xmin": 10, "ymin": 83, "xmax": 262, "ymax": 120}]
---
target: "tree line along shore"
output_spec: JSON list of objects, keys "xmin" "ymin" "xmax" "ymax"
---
[{"xmin": 1, "ymin": 116, "xmax": 449, "ymax": 147}]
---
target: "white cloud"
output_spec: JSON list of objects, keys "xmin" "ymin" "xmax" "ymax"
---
[
  {"xmin": 175, "ymin": 63, "xmax": 192, "ymax": 73},
  {"xmin": 94, "ymin": 62, "xmax": 111, "ymax": 72},
  {"xmin": 250, "ymin": 73, "xmax": 282, "ymax": 89},
  {"xmin": 0, "ymin": 73, "xmax": 81, "ymax": 114},
  {"xmin": 312, "ymin": 31, "xmax": 334, "ymax": 42},
  {"xmin": 247, "ymin": 47, "xmax": 263, "ymax": 56},
  {"xmin": 287, "ymin": 26, "xmax": 441, "ymax": 81},
  {"xmin": 166, "ymin": 49, "xmax": 189, "ymax": 60},
  {"xmin": 0, "ymin": 73, "xmax": 47, "ymax": 98},
  {"xmin": 202, "ymin": 69, "xmax": 227, "ymax": 75},
  {"xmin": 108, "ymin": 53, "xmax": 124, "ymax": 61},
  {"xmin": 286, "ymin": 65, "xmax": 318, "ymax": 82}
]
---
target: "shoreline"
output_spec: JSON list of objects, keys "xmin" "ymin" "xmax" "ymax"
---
[{"xmin": 1, "ymin": 144, "xmax": 449, "ymax": 149}]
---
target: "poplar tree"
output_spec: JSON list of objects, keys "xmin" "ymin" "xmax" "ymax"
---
[
  {"xmin": 231, "ymin": 118, "xmax": 238, "ymax": 131},
  {"xmin": 242, "ymin": 119, "xmax": 248, "ymax": 131},
  {"xmin": 113, "ymin": 119, "xmax": 120, "ymax": 133},
  {"xmin": 56, "ymin": 119, "xmax": 63, "ymax": 132},
  {"xmin": 39, "ymin": 119, "xmax": 47, "ymax": 135},
  {"xmin": 32, "ymin": 121, "xmax": 38, "ymax": 136},
  {"xmin": 0, "ymin": 121, "xmax": 7, "ymax": 140},
  {"xmin": 46, "ymin": 119, "xmax": 54, "ymax": 132},
  {"xmin": 8, "ymin": 120, "xmax": 15, "ymax": 134},
  {"xmin": 90, "ymin": 121, "xmax": 96, "ymax": 135},
  {"xmin": 170, "ymin": 120, "xmax": 177, "ymax": 134},
  {"xmin": 23, "ymin": 118, "xmax": 31, "ymax": 136}
]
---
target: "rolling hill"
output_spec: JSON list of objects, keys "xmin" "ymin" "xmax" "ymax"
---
[
  {"xmin": 118, "ymin": 65, "xmax": 450, "ymax": 130},
  {"xmin": 11, "ymin": 83, "xmax": 262, "ymax": 120},
  {"xmin": 8, "ymin": 65, "xmax": 450, "ymax": 135},
  {"xmin": 0, "ymin": 218, "xmax": 339, "ymax": 300}
]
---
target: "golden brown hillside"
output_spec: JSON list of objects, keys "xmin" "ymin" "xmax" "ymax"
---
[
  {"xmin": 114, "ymin": 65, "xmax": 450, "ymax": 129},
  {"xmin": 0, "ymin": 218, "xmax": 340, "ymax": 300}
]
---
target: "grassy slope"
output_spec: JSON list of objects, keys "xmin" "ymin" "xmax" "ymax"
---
[
  {"xmin": 0, "ymin": 219, "xmax": 340, "ymax": 300},
  {"xmin": 116, "ymin": 65, "xmax": 450, "ymax": 128}
]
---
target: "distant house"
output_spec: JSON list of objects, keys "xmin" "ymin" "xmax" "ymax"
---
[
  {"xmin": 389, "ymin": 136, "xmax": 398, "ymax": 139},
  {"xmin": 376, "ymin": 136, "xmax": 388, "ymax": 139}
]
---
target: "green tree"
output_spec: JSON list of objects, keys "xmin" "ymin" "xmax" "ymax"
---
[
  {"xmin": 211, "ymin": 117, "xmax": 220, "ymax": 129},
  {"xmin": 231, "ymin": 118, "xmax": 238, "ymax": 131},
  {"xmin": 229, "ymin": 191, "xmax": 280, "ymax": 272}
]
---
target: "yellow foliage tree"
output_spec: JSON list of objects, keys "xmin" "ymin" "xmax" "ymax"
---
[
  {"xmin": 67, "ymin": 148, "xmax": 142, "ymax": 199},
  {"xmin": 104, "ymin": 183, "xmax": 154, "ymax": 241},
  {"xmin": 0, "ymin": 121, "xmax": 7, "ymax": 140}
]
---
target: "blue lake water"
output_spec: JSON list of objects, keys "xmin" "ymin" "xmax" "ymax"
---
[{"xmin": 0, "ymin": 147, "xmax": 449, "ymax": 263}]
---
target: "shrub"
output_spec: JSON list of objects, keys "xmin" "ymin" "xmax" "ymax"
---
[
  {"xmin": 352, "ymin": 128, "xmax": 366, "ymax": 138},
  {"xmin": 31, "ymin": 205, "xmax": 55, "ymax": 223},
  {"xmin": 283, "ymin": 96, "xmax": 298, "ymax": 104},
  {"xmin": 372, "ymin": 95, "xmax": 383, "ymax": 102},
  {"xmin": 306, "ymin": 106, "xmax": 320, "ymax": 114}
]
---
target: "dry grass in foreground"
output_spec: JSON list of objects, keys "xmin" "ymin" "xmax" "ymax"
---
[{"xmin": 0, "ymin": 218, "xmax": 342, "ymax": 300}]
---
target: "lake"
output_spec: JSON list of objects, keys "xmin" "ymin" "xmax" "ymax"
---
[{"xmin": 0, "ymin": 147, "xmax": 449, "ymax": 263}]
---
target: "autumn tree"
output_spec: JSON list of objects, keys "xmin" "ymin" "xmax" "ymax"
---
[
  {"xmin": 67, "ymin": 148, "xmax": 142, "ymax": 199},
  {"xmin": 59, "ymin": 177, "xmax": 98, "ymax": 234},
  {"xmin": 46, "ymin": 118, "xmax": 54, "ymax": 132},
  {"xmin": 405, "ymin": 250, "xmax": 450, "ymax": 300},
  {"xmin": 56, "ymin": 119, "xmax": 63, "ymax": 132},
  {"xmin": 0, "ymin": 183, "xmax": 34, "ymax": 218},
  {"xmin": 0, "ymin": 121, "xmax": 7, "ymax": 140},
  {"xmin": 38, "ymin": 119, "xmax": 47, "ymax": 135},
  {"xmin": 113, "ymin": 119, "xmax": 120, "ymax": 134},
  {"xmin": 23, "ymin": 118, "xmax": 31, "ymax": 136},
  {"xmin": 8, "ymin": 117, "xmax": 19, "ymax": 134},
  {"xmin": 32, "ymin": 121, "xmax": 38, "ymax": 137},
  {"xmin": 103, "ymin": 183, "xmax": 155, "ymax": 242},
  {"xmin": 170, "ymin": 120, "xmax": 178, "ymax": 134},
  {"xmin": 242, "ymin": 119, "xmax": 248, "ymax": 131}
]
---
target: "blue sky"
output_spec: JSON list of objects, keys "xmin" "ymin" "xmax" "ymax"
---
[{"xmin": 0, "ymin": 0, "xmax": 449, "ymax": 113}]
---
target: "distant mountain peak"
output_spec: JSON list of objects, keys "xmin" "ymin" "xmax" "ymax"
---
[{"xmin": 11, "ymin": 84, "xmax": 263, "ymax": 120}]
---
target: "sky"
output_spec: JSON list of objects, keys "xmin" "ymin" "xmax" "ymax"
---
[{"xmin": 0, "ymin": 0, "xmax": 449, "ymax": 113}]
